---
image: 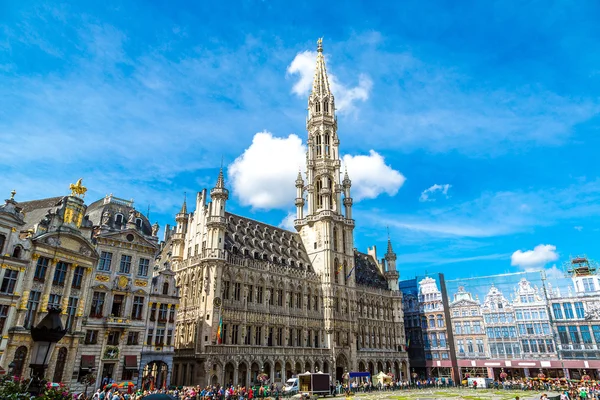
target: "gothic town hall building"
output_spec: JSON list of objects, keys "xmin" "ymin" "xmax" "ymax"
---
[{"xmin": 168, "ymin": 40, "xmax": 409, "ymax": 388}]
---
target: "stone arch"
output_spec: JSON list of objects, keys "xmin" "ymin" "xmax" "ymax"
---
[
  {"xmin": 295, "ymin": 361, "xmax": 302, "ymax": 375},
  {"xmin": 52, "ymin": 347, "xmax": 68, "ymax": 383},
  {"xmin": 12, "ymin": 346, "xmax": 27, "ymax": 377},
  {"xmin": 238, "ymin": 361, "xmax": 248, "ymax": 387},
  {"xmin": 285, "ymin": 361, "xmax": 293, "ymax": 380},
  {"xmin": 377, "ymin": 361, "xmax": 384, "ymax": 373},
  {"xmin": 304, "ymin": 360, "xmax": 312, "ymax": 373},
  {"xmin": 368, "ymin": 361, "xmax": 374, "ymax": 376},
  {"xmin": 251, "ymin": 362, "xmax": 260, "ymax": 384},
  {"xmin": 314, "ymin": 360, "xmax": 321, "ymax": 373},
  {"xmin": 224, "ymin": 362, "xmax": 235, "ymax": 386},
  {"xmin": 358, "ymin": 361, "xmax": 366, "ymax": 372},
  {"xmin": 142, "ymin": 360, "xmax": 169, "ymax": 390},
  {"xmin": 394, "ymin": 361, "xmax": 401, "ymax": 381},
  {"xmin": 335, "ymin": 353, "xmax": 349, "ymax": 382},
  {"xmin": 385, "ymin": 361, "xmax": 392, "ymax": 374}
]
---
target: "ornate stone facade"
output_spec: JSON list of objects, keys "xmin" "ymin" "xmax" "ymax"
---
[{"xmin": 170, "ymin": 40, "xmax": 409, "ymax": 388}]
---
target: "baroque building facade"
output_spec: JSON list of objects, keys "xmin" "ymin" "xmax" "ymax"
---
[
  {"xmin": 0, "ymin": 182, "xmax": 177, "ymax": 391},
  {"xmin": 170, "ymin": 40, "xmax": 409, "ymax": 388}
]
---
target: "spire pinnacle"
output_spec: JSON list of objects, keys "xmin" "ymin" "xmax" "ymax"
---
[
  {"xmin": 311, "ymin": 38, "xmax": 331, "ymax": 98},
  {"xmin": 215, "ymin": 167, "xmax": 225, "ymax": 189},
  {"xmin": 179, "ymin": 192, "xmax": 187, "ymax": 214}
]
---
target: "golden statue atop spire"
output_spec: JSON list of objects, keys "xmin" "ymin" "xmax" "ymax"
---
[
  {"xmin": 317, "ymin": 37, "xmax": 323, "ymax": 52},
  {"xmin": 69, "ymin": 178, "xmax": 87, "ymax": 198}
]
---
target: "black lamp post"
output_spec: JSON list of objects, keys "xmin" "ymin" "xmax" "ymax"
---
[{"xmin": 28, "ymin": 307, "xmax": 67, "ymax": 395}]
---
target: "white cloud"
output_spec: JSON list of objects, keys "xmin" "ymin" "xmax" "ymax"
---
[
  {"xmin": 342, "ymin": 151, "xmax": 405, "ymax": 201},
  {"xmin": 278, "ymin": 212, "xmax": 296, "ymax": 231},
  {"xmin": 228, "ymin": 132, "xmax": 306, "ymax": 210},
  {"xmin": 419, "ymin": 183, "xmax": 451, "ymax": 202},
  {"xmin": 511, "ymin": 244, "xmax": 559, "ymax": 269},
  {"xmin": 228, "ymin": 133, "xmax": 405, "ymax": 209},
  {"xmin": 574, "ymin": 226, "xmax": 583, "ymax": 232},
  {"xmin": 545, "ymin": 264, "xmax": 565, "ymax": 280},
  {"xmin": 287, "ymin": 50, "xmax": 372, "ymax": 114}
]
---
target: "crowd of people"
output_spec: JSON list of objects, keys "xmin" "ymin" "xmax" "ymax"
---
[{"xmin": 77, "ymin": 376, "xmax": 600, "ymax": 399}]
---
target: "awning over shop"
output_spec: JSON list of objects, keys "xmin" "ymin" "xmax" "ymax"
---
[
  {"xmin": 81, "ymin": 355, "xmax": 95, "ymax": 370},
  {"xmin": 349, "ymin": 372, "xmax": 371, "ymax": 378},
  {"xmin": 124, "ymin": 355, "xmax": 138, "ymax": 369}
]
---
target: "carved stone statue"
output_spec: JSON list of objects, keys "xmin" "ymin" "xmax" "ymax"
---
[
  {"xmin": 101, "ymin": 210, "xmax": 111, "ymax": 226},
  {"xmin": 152, "ymin": 222, "xmax": 160, "ymax": 236},
  {"xmin": 128, "ymin": 209, "xmax": 137, "ymax": 223}
]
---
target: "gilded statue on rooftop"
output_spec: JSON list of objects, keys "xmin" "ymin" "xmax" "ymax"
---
[{"xmin": 69, "ymin": 178, "xmax": 87, "ymax": 198}]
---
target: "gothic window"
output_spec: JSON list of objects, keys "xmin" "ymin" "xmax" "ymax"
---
[
  {"xmin": 12, "ymin": 346, "xmax": 27, "ymax": 377},
  {"xmin": 324, "ymin": 101, "xmax": 329, "ymax": 113},
  {"xmin": 316, "ymin": 180, "xmax": 323, "ymax": 208},
  {"xmin": 52, "ymin": 347, "xmax": 67, "ymax": 383},
  {"xmin": 333, "ymin": 227, "xmax": 338, "ymax": 252},
  {"xmin": 343, "ymin": 261, "xmax": 348, "ymax": 284},
  {"xmin": 315, "ymin": 102, "xmax": 320, "ymax": 113},
  {"xmin": 316, "ymin": 135, "xmax": 322, "ymax": 156},
  {"xmin": 324, "ymin": 133, "xmax": 330, "ymax": 157}
]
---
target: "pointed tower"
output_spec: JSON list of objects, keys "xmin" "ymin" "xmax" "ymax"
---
[
  {"xmin": 295, "ymin": 39, "xmax": 356, "ymax": 355},
  {"xmin": 206, "ymin": 168, "xmax": 228, "ymax": 254},
  {"xmin": 384, "ymin": 235, "xmax": 400, "ymax": 291},
  {"xmin": 172, "ymin": 194, "xmax": 188, "ymax": 261}
]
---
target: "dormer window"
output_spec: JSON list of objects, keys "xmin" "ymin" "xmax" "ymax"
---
[
  {"xmin": 12, "ymin": 245, "xmax": 22, "ymax": 259},
  {"xmin": 135, "ymin": 218, "xmax": 142, "ymax": 229},
  {"xmin": 162, "ymin": 282, "xmax": 169, "ymax": 295},
  {"xmin": 0, "ymin": 234, "xmax": 6, "ymax": 253},
  {"xmin": 115, "ymin": 214, "xmax": 124, "ymax": 225}
]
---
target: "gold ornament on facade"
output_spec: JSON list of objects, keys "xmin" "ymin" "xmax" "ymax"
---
[
  {"xmin": 69, "ymin": 178, "xmax": 87, "ymax": 198},
  {"xmin": 134, "ymin": 279, "xmax": 148, "ymax": 287},
  {"xmin": 117, "ymin": 275, "xmax": 128, "ymax": 289},
  {"xmin": 96, "ymin": 275, "xmax": 110, "ymax": 282}
]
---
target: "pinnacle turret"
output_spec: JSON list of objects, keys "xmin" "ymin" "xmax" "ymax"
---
[
  {"xmin": 311, "ymin": 38, "xmax": 332, "ymax": 99},
  {"xmin": 179, "ymin": 193, "xmax": 187, "ymax": 215}
]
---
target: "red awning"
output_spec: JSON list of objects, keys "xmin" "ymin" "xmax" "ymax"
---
[
  {"xmin": 81, "ymin": 355, "xmax": 95, "ymax": 369},
  {"xmin": 124, "ymin": 355, "xmax": 138, "ymax": 369}
]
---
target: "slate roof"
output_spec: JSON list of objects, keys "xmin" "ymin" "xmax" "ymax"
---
[
  {"xmin": 354, "ymin": 250, "xmax": 388, "ymax": 290},
  {"xmin": 224, "ymin": 212, "xmax": 312, "ymax": 271},
  {"xmin": 17, "ymin": 196, "xmax": 65, "ymax": 229}
]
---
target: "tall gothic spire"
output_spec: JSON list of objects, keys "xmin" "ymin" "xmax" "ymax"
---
[
  {"xmin": 311, "ymin": 38, "xmax": 332, "ymax": 98},
  {"xmin": 179, "ymin": 192, "xmax": 187, "ymax": 214}
]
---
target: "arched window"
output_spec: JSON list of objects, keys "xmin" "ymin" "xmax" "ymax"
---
[
  {"xmin": 12, "ymin": 346, "xmax": 27, "ymax": 377},
  {"xmin": 324, "ymin": 101, "xmax": 329, "ymax": 113},
  {"xmin": 315, "ymin": 102, "xmax": 320, "ymax": 113},
  {"xmin": 316, "ymin": 135, "xmax": 322, "ymax": 157},
  {"xmin": 162, "ymin": 282, "xmax": 169, "ymax": 295},
  {"xmin": 324, "ymin": 134, "xmax": 330, "ymax": 157},
  {"xmin": 332, "ymin": 227, "xmax": 338, "ymax": 252},
  {"xmin": 135, "ymin": 218, "xmax": 142, "ymax": 229},
  {"xmin": 316, "ymin": 180, "xmax": 323, "ymax": 208},
  {"xmin": 437, "ymin": 315, "xmax": 444, "ymax": 328},
  {"xmin": 115, "ymin": 214, "xmax": 124, "ymax": 225},
  {"xmin": 52, "ymin": 347, "xmax": 68, "ymax": 383},
  {"xmin": 0, "ymin": 234, "xmax": 5, "ymax": 253},
  {"xmin": 428, "ymin": 317, "xmax": 435, "ymax": 328},
  {"xmin": 12, "ymin": 245, "xmax": 22, "ymax": 259}
]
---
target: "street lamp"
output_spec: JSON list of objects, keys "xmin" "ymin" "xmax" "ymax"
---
[{"xmin": 29, "ymin": 307, "xmax": 67, "ymax": 395}]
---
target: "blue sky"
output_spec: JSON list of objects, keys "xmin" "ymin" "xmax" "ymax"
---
[{"xmin": 1, "ymin": 0, "xmax": 600, "ymax": 279}]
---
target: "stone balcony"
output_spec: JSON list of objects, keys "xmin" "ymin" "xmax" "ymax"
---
[
  {"xmin": 104, "ymin": 316, "xmax": 131, "ymax": 328},
  {"xmin": 205, "ymin": 345, "xmax": 331, "ymax": 358}
]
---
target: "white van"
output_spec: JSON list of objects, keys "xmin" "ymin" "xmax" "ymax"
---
[{"xmin": 283, "ymin": 377, "xmax": 299, "ymax": 394}]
